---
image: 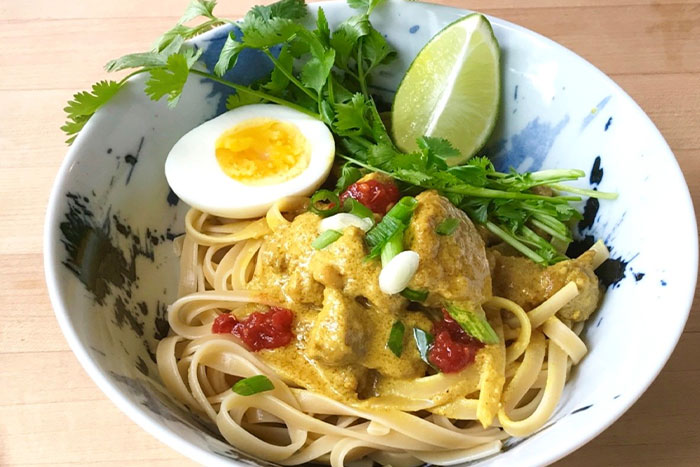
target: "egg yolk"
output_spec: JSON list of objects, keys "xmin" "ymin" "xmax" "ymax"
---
[{"xmin": 215, "ymin": 118, "xmax": 310, "ymax": 185}]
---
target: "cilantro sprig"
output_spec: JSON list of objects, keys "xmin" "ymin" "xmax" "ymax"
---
[{"xmin": 62, "ymin": 0, "xmax": 616, "ymax": 266}]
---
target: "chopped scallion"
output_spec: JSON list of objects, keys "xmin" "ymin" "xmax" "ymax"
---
[
  {"xmin": 387, "ymin": 321, "xmax": 405, "ymax": 357},
  {"xmin": 400, "ymin": 288, "xmax": 428, "ymax": 302},
  {"xmin": 312, "ymin": 229, "xmax": 342, "ymax": 249},
  {"xmin": 232, "ymin": 375, "xmax": 274, "ymax": 396},
  {"xmin": 445, "ymin": 304, "xmax": 499, "ymax": 345},
  {"xmin": 436, "ymin": 218, "xmax": 459, "ymax": 236},
  {"xmin": 309, "ymin": 189, "xmax": 340, "ymax": 218},
  {"xmin": 380, "ymin": 230, "xmax": 404, "ymax": 266},
  {"xmin": 365, "ymin": 196, "xmax": 417, "ymax": 259},
  {"xmin": 413, "ymin": 327, "xmax": 436, "ymax": 369}
]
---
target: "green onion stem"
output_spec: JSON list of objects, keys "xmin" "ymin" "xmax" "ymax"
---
[
  {"xmin": 381, "ymin": 231, "xmax": 403, "ymax": 266},
  {"xmin": 312, "ymin": 230, "xmax": 343, "ymax": 250}
]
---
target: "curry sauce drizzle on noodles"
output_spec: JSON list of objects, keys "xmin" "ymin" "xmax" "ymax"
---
[{"xmin": 157, "ymin": 190, "xmax": 609, "ymax": 466}]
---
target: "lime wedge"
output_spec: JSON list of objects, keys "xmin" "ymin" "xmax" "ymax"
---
[{"xmin": 392, "ymin": 14, "xmax": 500, "ymax": 166}]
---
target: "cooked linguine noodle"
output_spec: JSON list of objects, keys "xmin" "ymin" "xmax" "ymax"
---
[{"xmin": 157, "ymin": 198, "xmax": 609, "ymax": 466}]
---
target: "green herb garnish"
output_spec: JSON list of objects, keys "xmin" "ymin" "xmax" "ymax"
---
[
  {"xmin": 445, "ymin": 304, "xmax": 499, "ymax": 345},
  {"xmin": 436, "ymin": 218, "xmax": 459, "ymax": 236},
  {"xmin": 312, "ymin": 229, "xmax": 343, "ymax": 249},
  {"xmin": 387, "ymin": 320, "xmax": 405, "ymax": 357},
  {"xmin": 232, "ymin": 375, "xmax": 275, "ymax": 395},
  {"xmin": 365, "ymin": 196, "xmax": 417, "ymax": 259},
  {"xmin": 310, "ymin": 189, "xmax": 340, "ymax": 217},
  {"xmin": 413, "ymin": 327, "xmax": 435, "ymax": 369},
  {"xmin": 400, "ymin": 288, "xmax": 428, "ymax": 302},
  {"xmin": 63, "ymin": 0, "xmax": 616, "ymax": 266},
  {"xmin": 343, "ymin": 197, "xmax": 374, "ymax": 222},
  {"xmin": 380, "ymin": 230, "xmax": 403, "ymax": 266}
]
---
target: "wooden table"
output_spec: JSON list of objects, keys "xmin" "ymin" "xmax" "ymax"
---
[{"xmin": 1, "ymin": 0, "xmax": 698, "ymax": 465}]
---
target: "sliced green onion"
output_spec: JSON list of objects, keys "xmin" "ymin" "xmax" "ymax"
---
[
  {"xmin": 386, "ymin": 196, "xmax": 418, "ymax": 223},
  {"xmin": 387, "ymin": 321, "xmax": 405, "ymax": 357},
  {"xmin": 365, "ymin": 196, "xmax": 417, "ymax": 259},
  {"xmin": 309, "ymin": 189, "xmax": 340, "ymax": 218},
  {"xmin": 365, "ymin": 216, "xmax": 405, "ymax": 258},
  {"xmin": 445, "ymin": 304, "xmax": 499, "ymax": 345},
  {"xmin": 343, "ymin": 197, "xmax": 374, "ymax": 222},
  {"xmin": 436, "ymin": 218, "xmax": 459, "ymax": 236},
  {"xmin": 400, "ymin": 288, "xmax": 428, "ymax": 302},
  {"xmin": 232, "ymin": 375, "xmax": 274, "ymax": 396},
  {"xmin": 312, "ymin": 229, "xmax": 342, "ymax": 250},
  {"xmin": 413, "ymin": 327, "xmax": 436, "ymax": 369},
  {"xmin": 380, "ymin": 230, "xmax": 404, "ymax": 266}
]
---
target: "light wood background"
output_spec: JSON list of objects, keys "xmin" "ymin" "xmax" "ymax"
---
[{"xmin": 1, "ymin": 0, "xmax": 698, "ymax": 465}]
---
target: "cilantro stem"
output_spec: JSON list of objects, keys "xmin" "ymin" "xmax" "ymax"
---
[
  {"xmin": 117, "ymin": 68, "xmax": 152, "ymax": 86},
  {"xmin": 549, "ymin": 183, "xmax": 618, "ymax": 200},
  {"xmin": 529, "ymin": 218, "xmax": 571, "ymax": 242},
  {"xmin": 486, "ymin": 221, "xmax": 546, "ymax": 265},
  {"xmin": 357, "ymin": 38, "xmax": 369, "ymax": 98},
  {"xmin": 440, "ymin": 184, "xmax": 575, "ymax": 202},
  {"xmin": 262, "ymin": 49, "xmax": 318, "ymax": 102},
  {"xmin": 189, "ymin": 69, "xmax": 320, "ymax": 119},
  {"xmin": 529, "ymin": 169, "xmax": 585, "ymax": 181}
]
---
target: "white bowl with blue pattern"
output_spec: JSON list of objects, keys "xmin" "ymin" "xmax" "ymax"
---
[{"xmin": 43, "ymin": 0, "xmax": 698, "ymax": 465}]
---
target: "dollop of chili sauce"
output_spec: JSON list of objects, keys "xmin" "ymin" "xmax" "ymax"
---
[
  {"xmin": 340, "ymin": 179, "xmax": 400, "ymax": 214},
  {"xmin": 212, "ymin": 306, "xmax": 294, "ymax": 351},
  {"xmin": 428, "ymin": 309, "xmax": 484, "ymax": 373}
]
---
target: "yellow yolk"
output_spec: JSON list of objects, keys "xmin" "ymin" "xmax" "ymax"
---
[{"xmin": 215, "ymin": 118, "xmax": 310, "ymax": 185}]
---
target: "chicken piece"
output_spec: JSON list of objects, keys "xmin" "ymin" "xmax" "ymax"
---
[
  {"xmin": 249, "ymin": 212, "xmax": 324, "ymax": 305},
  {"xmin": 491, "ymin": 250, "xmax": 601, "ymax": 321},
  {"xmin": 406, "ymin": 190, "xmax": 492, "ymax": 308},
  {"xmin": 307, "ymin": 288, "xmax": 367, "ymax": 366}
]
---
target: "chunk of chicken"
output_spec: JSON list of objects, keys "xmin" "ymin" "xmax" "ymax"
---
[
  {"xmin": 406, "ymin": 190, "xmax": 492, "ymax": 308},
  {"xmin": 491, "ymin": 250, "xmax": 601, "ymax": 321}
]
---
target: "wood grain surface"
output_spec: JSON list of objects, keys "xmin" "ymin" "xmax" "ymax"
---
[{"xmin": 1, "ymin": 0, "xmax": 698, "ymax": 465}]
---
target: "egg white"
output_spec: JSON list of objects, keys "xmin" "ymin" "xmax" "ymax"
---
[{"xmin": 165, "ymin": 104, "xmax": 335, "ymax": 218}]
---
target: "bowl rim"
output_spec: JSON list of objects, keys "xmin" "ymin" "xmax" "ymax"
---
[{"xmin": 43, "ymin": 1, "xmax": 698, "ymax": 466}]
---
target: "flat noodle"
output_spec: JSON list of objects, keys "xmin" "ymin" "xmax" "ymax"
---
[{"xmin": 156, "ymin": 206, "xmax": 610, "ymax": 465}]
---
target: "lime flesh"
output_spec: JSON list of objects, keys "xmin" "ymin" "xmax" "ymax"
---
[{"xmin": 392, "ymin": 14, "xmax": 500, "ymax": 166}]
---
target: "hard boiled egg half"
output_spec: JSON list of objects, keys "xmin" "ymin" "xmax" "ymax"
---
[{"xmin": 165, "ymin": 104, "xmax": 335, "ymax": 218}]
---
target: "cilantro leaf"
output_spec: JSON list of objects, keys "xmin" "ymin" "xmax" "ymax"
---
[
  {"xmin": 361, "ymin": 27, "xmax": 396, "ymax": 71},
  {"xmin": 179, "ymin": 0, "xmax": 217, "ymax": 23},
  {"xmin": 330, "ymin": 15, "xmax": 371, "ymax": 68},
  {"xmin": 240, "ymin": 17, "xmax": 300, "ymax": 49},
  {"xmin": 105, "ymin": 36, "xmax": 185, "ymax": 72},
  {"xmin": 250, "ymin": 0, "xmax": 306, "ymax": 21},
  {"xmin": 264, "ymin": 45, "xmax": 294, "ymax": 92},
  {"xmin": 214, "ymin": 33, "xmax": 246, "ymax": 76},
  {"xmin": 348, "ymin": 0, "xmax": 381, "ymax": 14},
  {"xmin": 335, "ymin": 164, "xmax": 363, "ymax": 192},
  {"xmin": 315, "ymin": 7, "xmax": 331, "ymax": 46},
  {"xmin": 334, "ymin": 93, "xmax": 371, "ymax": 136},
  {"xmin": 301, "ymin": 50, "xmax": 336, "ymax": 94},
  {"xmin": 62, "ymin": 80, "xmax": 122, "ymax": 144},
  {"xmin": 145, "ymin": 49, "xmax": 202, "ymax": 107}
]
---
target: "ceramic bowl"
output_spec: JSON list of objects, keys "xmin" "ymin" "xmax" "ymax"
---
[{"xmin": 44, "ymin": 1, "xmax": 698, "ymax": 465}]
